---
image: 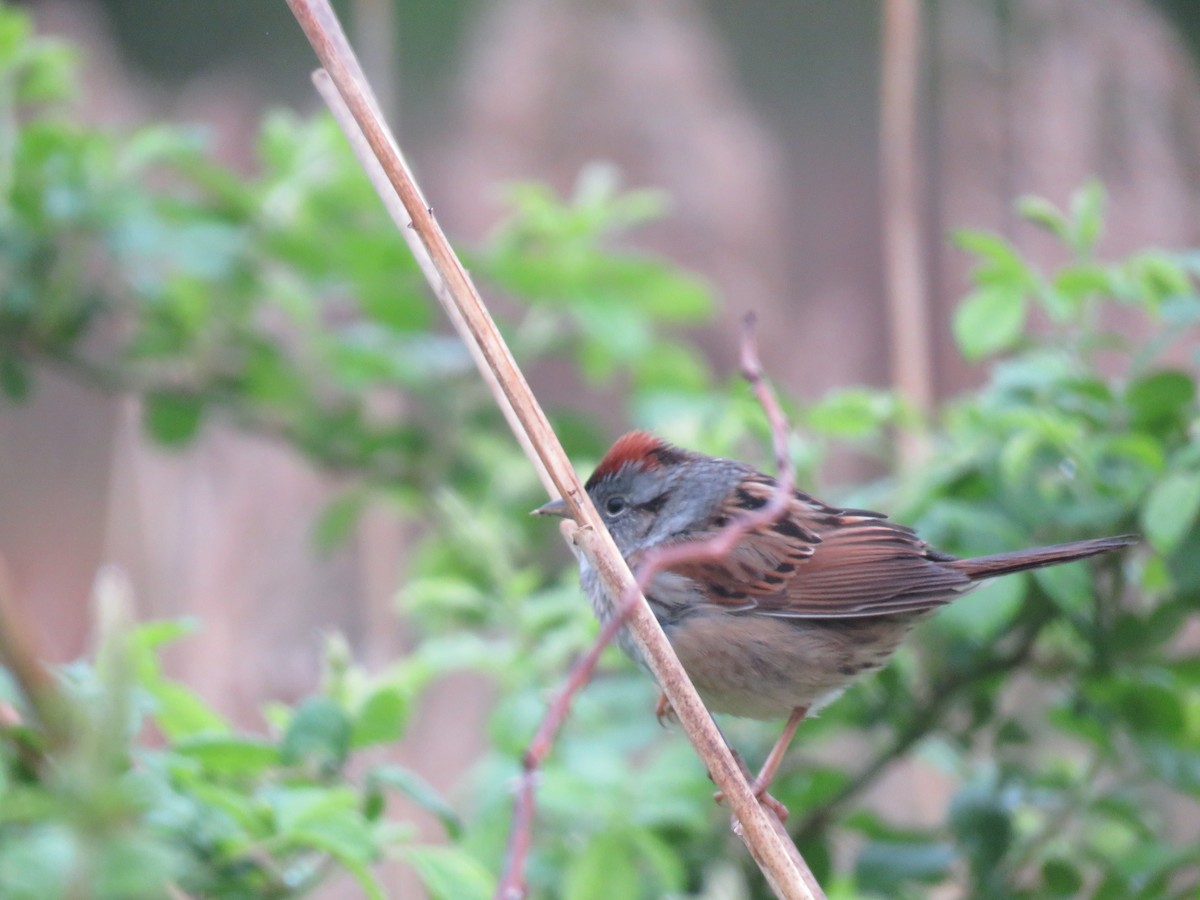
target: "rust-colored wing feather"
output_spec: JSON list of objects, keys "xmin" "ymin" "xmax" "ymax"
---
[
  {"xmin": 668, "ymin": 476, "xmax": 973, "ymax": 619},
  {"xmin": 670, "ymin": 476, "xmax": 1135, "ymax": 619}
]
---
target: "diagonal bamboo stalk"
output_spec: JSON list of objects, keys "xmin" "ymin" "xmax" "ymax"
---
[
  {"xmin": 497, "ymin": 314, "xmax": 812, "ymax": 896},
  {"xmin": 286, "ymin": 2, "xmax": 823, "ymax": 896}
]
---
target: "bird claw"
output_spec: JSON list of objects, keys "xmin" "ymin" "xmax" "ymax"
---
[
  {"xmin": 656, "ymin": 695, "xmax": 794, "ymax": 821},
  {"xmin": 654, "ymin": 693, "xmax": 678, "ymax": 727}
]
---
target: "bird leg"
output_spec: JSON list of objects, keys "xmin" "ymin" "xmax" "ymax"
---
[
  {"xmin": 655, "ymin": 692, "xmax": 678, "ymax": 727},
  {"xmin": 713, "ymin": 705, "xmax": 809, "ymax": 821},
  {"xmin": 655, "ymin": 694, "xmax": 807, "ymax": 819},
  {"xmin": 751, "ymin": 704, "xmax": 809, "ymax": 795}
]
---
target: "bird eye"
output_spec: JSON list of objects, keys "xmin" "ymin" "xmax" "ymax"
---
[{"xmin": 605, "ymin": 496, "xmax": 628, "ymax": 516}]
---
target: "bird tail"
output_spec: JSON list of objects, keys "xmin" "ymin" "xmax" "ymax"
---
[{"xmin": 952, "ymin": 535, "xmax": 1137, "ymax": 581}]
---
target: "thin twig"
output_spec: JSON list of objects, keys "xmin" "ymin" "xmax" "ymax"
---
[
  {"xmin": 498, "ymin": 315, "xmax": 820, "ymax": 898},
  {"xmin": 285, "ymin": 2, "xmax": 822, "ymax": 897}
]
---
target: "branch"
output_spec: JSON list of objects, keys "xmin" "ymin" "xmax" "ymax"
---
[
  {"xmin": 498, "ymin": 314, "xmax": 818, "ymax": 897},
  {"xmin": 285, "ymin": 2, "xmax": 823, "ymax": 897}
]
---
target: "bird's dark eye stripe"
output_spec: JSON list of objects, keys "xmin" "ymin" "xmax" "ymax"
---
[{"xmin": 636, "ymin": 493, "xmax": 670, "ymax": 513}]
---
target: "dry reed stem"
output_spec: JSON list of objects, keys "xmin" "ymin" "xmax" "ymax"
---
[
  {"xmin": 497, "ymin": 314, "xmax": 823, "ymax": 898},
  {"xmin": 881, "ymin": 0, "xmax": 933, "ymax": 465},
  {"xmin": 286, "ymin": 2, "xmax": 822, "ymax": 897}
]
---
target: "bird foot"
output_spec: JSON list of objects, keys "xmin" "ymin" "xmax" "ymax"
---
[{"xmin": 654, "ymin": 692, "xmax": 678, "ymax": 727}]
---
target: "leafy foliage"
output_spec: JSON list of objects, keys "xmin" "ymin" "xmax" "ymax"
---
[
  {"xmin": 772, "ymin": 183, "xmax": 1200, "ymax": 900},
  {"xmin": 2, "ymin": 9, "xmax": 1200, "ymax": 899},
  {"xmin": 0, "ymin": 581, "xmax": 464, "ymax": 899}
]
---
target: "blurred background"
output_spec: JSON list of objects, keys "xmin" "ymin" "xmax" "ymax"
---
[{"xmin": 4, "ymin": 0, "xmax": 1200, "ymax": 897}]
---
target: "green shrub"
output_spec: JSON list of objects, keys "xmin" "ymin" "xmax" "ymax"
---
[{"xmin": 2, "ymin": 9, "xmax": 1198, "ymax": 898}]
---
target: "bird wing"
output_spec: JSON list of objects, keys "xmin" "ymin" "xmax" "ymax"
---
[{"xmin": 666, "ymin": 476, "xmax": 974, "ymax": 619}]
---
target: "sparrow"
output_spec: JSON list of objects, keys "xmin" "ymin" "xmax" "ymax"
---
[{"xmin": 535, "ymin": 431, "xmax": 1135, "ymax": 813}]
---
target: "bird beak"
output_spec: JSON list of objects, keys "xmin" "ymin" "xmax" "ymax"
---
[{"xmin": 532, "ymin": 497, "xmax": 570, "ymax": 518}]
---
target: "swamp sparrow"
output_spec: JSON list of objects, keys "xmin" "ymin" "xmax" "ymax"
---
[{"xmin": 536, "ymin": 432, "xmax": 1135, "ymax": 812}]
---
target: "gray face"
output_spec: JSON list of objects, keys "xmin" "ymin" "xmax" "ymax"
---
[
  {"xmin": 585, "ymin": 457, "xmax": 747, "ymax": 558},
  {"xmin": 585, "ymin": 465, "xmax": 673, "ymax": 557}
]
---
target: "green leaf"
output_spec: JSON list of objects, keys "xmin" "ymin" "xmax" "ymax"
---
[
  {"xmin": 1160, "ymin": 294, "xmax": 1200, "ymax": 327},
  {"xmin": 127, "ymin": 619, "xmax": 197, "ymax": 652},
  {"xmin": 314, "ymin": 852, "xmax": 385, "ymax": 900},
  {"xmin": 126, "ymin": 619, "xmax": 228, "ymax": 739},
  {"xmin": 997, "ymin": 430, "xmax": 1049, "ymax": 491},
  {"xmin": 933, "ymin": 574, "xmax": 1023, "ymax": 638},
  {"xmin": 268, "ymin": 786, "xmax": 387, "ymax": 896},
  {"xmin": 1017, "ymin": 195, "xmax": 1070, "ymax": 242},
  {"xmin": 1069, "ymin": 180, "xmax": 1106, "ymax": 257},
  {"xmin": 366, "ymin": 764, "xmax": 461, "ymax": 838},
  {"xmin": 0, "ymin": 356, "xmax": 30, "ymax": 401},
  {"xmin": 949, "ymin": 785, "xmax": 1012, "ymax": 875},
  {"xmin": 1052, "ymin": 263, "xmax": 1112, "ymax": 304},
  {"xmin": 1139, "ymin": 739, "xmax": 1200, "ymax": 794},
  {"xmin": 173, "ymin": 736, "xmax": 280, "ymax": 775},
  {"xmin": 855, "ymin": 840, "xmax": 955, "ymax": 891},
  {"xmin": 806, "ymin": 388, "xmax": 897, "ymax": 440},
  {"xmin": 1112, "ymin": 681, "xmax": 1185, "ymax": 736},
  {"xmin": 953, "ymin": 230, "xmax": 1028, "ymax": 283},
  {"xmin": 1042, "ymin": 857, "xmax": 1084, "ymax": 896},
  {"xmin": 1095, "ymin": 433, "xmax": 1166, "ymax": 488},
  {"xmin": 627, "ymin": 827, "xmax": 687, "ymax": 893},
  {"xmin": 147, "ymin": 681, "xmax": 229, "ymax": 741},
  {"xmin": 0, "ymin": 825, "xmax": 77, "ymax": 899},
  {"xmin": 1033, "ymin": 559, "xmax": 1093, "ymax": 612},
  {"xmin": 1125, "ymin": 370, "xmax": 1195, "ymax": 433},
  {"xmin": 1139, "ymin": 470, "xmax": 1200, "ymax": 554},
  {"xmin": 401, "ymin": 576, "xmax": 488, "ymax": 622},
  {"xmin": 142, "ymin": 391, "xmax": 204, "ymax": 446},
  {"xmin": 288, "ymin": 808, "xmax": 376, "ymax": 865},
  {"xmin": 350, "ymin": 685, "xmax": 408, "ymax": 748},
  {"xmin": 610, "ymin": 257, "xmax": 713, "ymax": 321},
  {"xmin": 314, "ymin": 490, "xmax": 366, "ymax": 552},
  {"xmin": 16, "ymin": 42, "xmax": 74, "ymax": 106},
  {"xmin": 953, "ymin": 286, "xmax": 1028, "ymax": 360},
  {"xmin": 0, "ymin": 667, "xmax": 18, "ymax": 706},
  {"xmin": 401, "ymin": 845, "xmax": 494, "ymax": 900},
  {"xmin": 281, "ymin": 696, "xmax": 352, "ymax": 773},
  {"xmin": 91, "ymin": 833, "xmax": 182, "ymax": 900},
  {"xmin": 266, "ymin": 786, "xmax": 358, "ymax": 842},
  {"xmin": 630, "ymin": 343, "xmax": 711, "ymax": 392},
  {"xmin": 0, "ymin": 7, "xmax": 33, "ymax": 65},
  {"xmin": 564, "ymin": 830, "xmax": 640, "ymax": 900},
  {"xmin": 1128, "ymin": 252, "xmax": 1192, "ymax": 306}
]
